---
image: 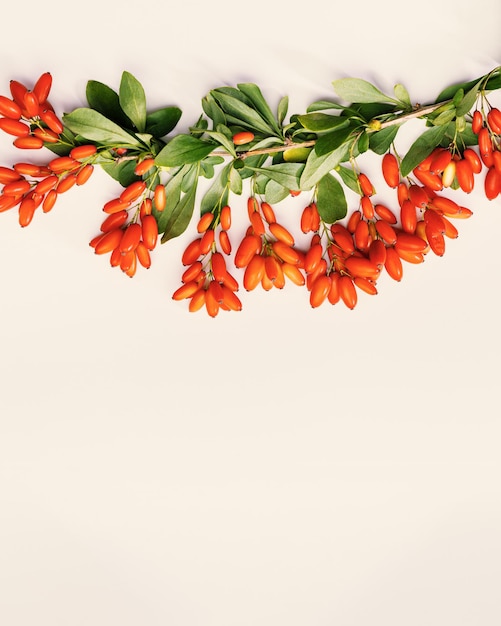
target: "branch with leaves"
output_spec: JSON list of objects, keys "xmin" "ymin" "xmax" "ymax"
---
[{"xmin": 1, "ymin": 67, "xmax": 501, "ymax": 313}]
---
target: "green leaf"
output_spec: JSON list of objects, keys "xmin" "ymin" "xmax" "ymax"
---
[
  {"xmin": 246, "ymin": 162, "xmax": 304, "ymax": 190},
  {"xmin": 159, "ymin": 166, "xmax": 199, "ymax": 241},
  {"xmin": 332, "ymin": 78, "xmax": 398, "ymax": 104},
  {"xmin": 306, "ymin": 100, "xmax": 346, "ymax": 113},
  {"xmin": 155, "ymin": 168, "xmax": 185, "ymax": 231},
  {"xmin": 300, "ymin": 142, "xmax": 349, "ymax": 190},
  {"xmin": 400, "ymin": 125, "xmax": 448, "ymax": 177},
  {"xmin": 229, "ymin": 167, "xmax": 242, "ymax": 194},
  {"xmin": 85, "ymin": 80, "xmax": 132, "ymax": 128},
  {"xmin": 104, "ymin": 160, "xmax": 140, "ymax": 187},
  {"xmin": 394, "ymin": 83, "xmax": 411, "ymax": 107},
  {"xmin": 277, "ymin": 95, "xmax": 289, "ymax": 126},
  {"xmin": 368, "ymin": 123, "xmax": 400, "ymax": 154},
  {"xmin": 211, "ymin": 89, "xmax": 276, "ymax": 135},
  {"xmin": 456, "ymin": 79, "xmax": 482, "ymax": 117},
  {"xmin": 145, "ymin": 106, "xmax": 182, "ymax": 138},
  {"xmin": 314, "ymin": 125, "xmax": 354, "ymax": 156},
  {"xmin": 264, "ymin": 179, "xmax": 290, "ymax": 204},
  {"xmin": 200, "ymin": 128, "xmax": 236, "ymax": 156},
  {"xmin": 62, "ymin": 108, "xmax": 140, "ymax": 146},
  {"xmin": 430, "ymin": 108, "xmax": 456, "ymax": 126},
  {"xmin": 237, "ymin": 83, "xmax": 282, "ymax": 134},
  {"xmin": 155, "ymin": 134, "xmax": 215, "ymax": 167},
  {"xmin": 316, "ymin": 173, "xmax": 347, "ymax": 223},
  {"xmin": 201, "ymin": 94, "xmax": 226, "ymax": 127},
  {"xmin": 335, "ymin": 165, "xmax": 360, "ymax": 194},
  {"xmin": 119, "ymin": 71, "xmax": 147, "ymax": 132},
  {"xmin": 297, "ymin": 113, "xmax": 350, "ymax": 133},
  {"xmin": 200, "ymin": 162, "xmax": 232, "ymax": 215}
]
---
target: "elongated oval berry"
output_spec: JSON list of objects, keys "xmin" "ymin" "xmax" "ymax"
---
[
  {"xmin": 384, "ymin": 247, "xmax": 403, "ymax": 281},
  {"xmin": 188, "ymin": 288, "xmax": 206, "ymax": 312},
  {"xmin": 134, "ymin": 158, "xmax": 155, "ymax": 176},
  {"xmin": 23, "ymin": 91, "xmax": 39, "ymax": 119},
  {"xmin": 3, "ymin": 178, "xmax": 31, "ymax": 196},
  {"xmin": 269, "ymin": 222, "xmax": 295, "ymax": 246},
  {"xmin": 182, "ymin": 261, "xmax": 203, "ymax": 283},
  {"xmin": 141, "ymin": 215, "xmax": 158, "ymax": 250},
  {"xmin": 76, "ymin": 164, "xmax": 94, "ymax": 185},
  {"xmin": 354, "ymin": 219, "xmax": 370, "ymax": 251},
  {"xmin": 374, "ymin": 203, "xmax": 397, "ymax": 224},
  {"xmin": 219, "ymin": 229, "xmax": 232, "ymax": 255},
  {"xmin": 260, "ymin": 201, "xmax": 276, "ymax": 224},
  {"xmin": 310, "ymin": 274, "xmax": 332, "ymax": 308},
  {"xmin": 368, "ymin": 238, "xmax": 386, "ymax": 268},
  {"xmin": 272, "ymin": 240, "xmax": 300, "ymax": 265},
  {"xmin": 56, "ymin": 174, "xmax": 77, "ymax": 194},
  {"xmin": 173, "ymin": 280, "xmax": 200, "ymax": 301},
  {"xmin": 0, "ymin": 95, "xmax": 22, "ymax": 119},
  {"xmin": 49, "ymin": 156, "xmax": 78, "ymax": 173},
  {"xmin": 471, "ymin": 110, "xmax": 483, "ymax": 134},
  {"xmin": 478, "ymin": 127, "xmax": 493, "ymax": 160},
  {"xmin": 426, "ymin": 229, "xmax": 445, "ymax": 256},
  {"xmin": 344, "ymin": 256, "xmax": 380, "ymax": 280},
  {"xmin": 120, "ymin": 180, "xmax": 146, "ymax": 203},
  {"xmin": 234, "ymin": 234, "xmax": 262, "ymax": 268},
  {"xmin": 487, "ymin": 108, "xmax": 501, "ymax": 135},
  {"xmin": 441, "ymin": 161, "xmax": 456, "ymax": 188},
  {"xmin": 0, "ymin": 166, "xmax": 22, "ymax": 184},
  {"xmin": 182, "ymin": 238, "xmax": 202, "ymax": 265},
  {"xmin": 338, "ymin": 275, "xmax": 357, "ymax": 309},
  {"xmin": 232, "ymin": 131, "xmax": 254, "ymax": 145},
  {"xmin": 250, "ymin": 211, "xmax": 265, "ymax": 236},
  {"xmin": 94, "ymin": 228, "xmax": 124, "ymax": 254},
  {"xmin": 354, "ymin": 276, "xmax": 378, "ymax": 295},
  {"xmin": 32, "ymin": 128, "xmax": 59, "ymax": 144},
  {"xmin": 70, "ymin": 144, "xmax": 98, "ymax": 160},
  {"xmin": 413, "ymin": 168, "xmax": 444, "ymax": 191},
  {"xmin": 382, "ymin": 153, "xmax": 400, "ymax": 188},
  {"xmin": 33, "ymin": 72, "xmax": 52, "ymax": 104},
  {"xmin": 39, "ymin": 109, "xmax": 63, "ymax": 135},
  {"xmin": 282, "ymin": 262, "xmax": 305, "ymax": 286},
  {"xmin": 153, "ymin": 184, "xmax": 166, "ymax": 212},
  {"xmin": 136, "ymin": 241, "xmax": 151, "ymax": 269},
  {"xmin": 408, "ymin": 184, "xmax": 428, "ymax": 208},
  {"xmin": 101, "ymin": 210, "xmax": 129, "ymax": 233},
  {"xmin": 10, "ymin": 80, "xmax": 28, "ymax": 107},
  {"xmin": 243, "ymin": 254, "xmax": 265, "ymax": 291},
  {"xmin": 484, "ymin": 166, "xmax": 501, "ymax": 200},
  {"xmin": 462, "ymin": 148, "xmax": 482, "ymax": 174},
  {"xmin": 430, "ymin": 148, "xmax": 452, "ymax": 174},
  {"xmin": 360, "ymin": 195, "xmax": 374, "ymax": 220},
  {"xmin": 455, "ymin": 158, "xmax": 474, "ymax": 193},
  {"xmin": 220, "ymin": 205, "xmax": 231, "ymax": 231},
  {"xmin": 395, "ymin": 232, "xmax": 428, "ymax": 253},
  {"xmin": 347, "ymin": 209, "xmax": 362, "ymax": 233},
  {"xmin": 375, "ymin": 219, "xmax": 397, "ymax": 245},
  {"xmin": 18, "ymin": 197, "xmax": 36, "ymax": 227},
  {"xmin": 42, "ymin": 189, "xmax": 57, "ymax": 213},
  {"xmin": 394, "ymin": 247, "xmax": 424, "ymax": 264},
  {"xmin": 197, "ymin": 211, "xmax": 214, "ymax": 233},
  {"xmin": 0, "ymin": 117, "xmax": 30, "ymax": 137},
  {"xmin": 358, "ymin": 173, "xmax": 374, "ymax": 196},
  {"xmin": 199, "ymin": 228, "xmax": 215, "ymax": 254},
  {"xmin": 304, "ymin": 243, "xmax": 323, "ymax": 274},
  {"xmin": 211, "ymin": 252, "xmax": 227, "ymax": 283},
  {"xmin": 221, "ymin": 286, "xmax": 242, "ymax": 311}
]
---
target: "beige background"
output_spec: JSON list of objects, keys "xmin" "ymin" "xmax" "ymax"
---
[{"xmin": 1, "ymin": 1, "xmax": 500, "ymax": 624}]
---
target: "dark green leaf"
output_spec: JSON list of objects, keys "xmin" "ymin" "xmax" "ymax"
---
[
  {"xmin": 155, "ymin": 134, "xmax": 215, "ymax": 167},
  {"xmin": 316, "ymin": 173, "xmax": 347, "ymax": 223},
  {"xmin": 332, "ymin": 77, "xmax": 398, "ymax": 104},
  {"xmin": 201, "ymin": 94, "xmax": 227, "ymax": 127},
  {"xmin": 86, "ymin": 80, "xmax": 132, "ymax": 128},
  {"xmin": 155, "ymin": 168, "xmax": 185, "ymax": 232},
  {"xmin": 62, "ymin": 108, "xmax": 140, "ymax": 146},
  {"xmin": 145, "ymin": 106, "xmax": 182, "ymax": 138},
  {"xmin": 119, "ymin": 71, "xmax": 147, "ymax": 132},
  {"xmin": 314, "ymin": 125, "xmax": 354, "ymax": 156},
  {"xmin": 229, "ymin": 167, "xmax": 242, "ymax": 194},
  {"xmin": 297, "ymin": 113, "xmax": 350, "ymax": 133},
  {"xmin": 161, "ymin": 184, "xmax": 198, "ymax": 242},
  {"xmin": 100, "ymin": 159, "xmax": 139, "ymax": 187},
  {"xmin": 357, "ymin": 131, "xmax": 369, "ymax": 154},
  {"xmin": 200, "ymin": 128, "xmax": 236, "ymax": 156},
  {"xmin": 400, "ymin": 124, "xmax": 448, "ymax": 177},
  {"xmin": 368, "ymin": 123, "xmax": 400, "ymax": 154}
]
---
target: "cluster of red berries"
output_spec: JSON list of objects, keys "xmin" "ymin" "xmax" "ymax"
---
[
  {"xmin": 0, "ymin": 147, "xmax": 95, "ymax": 226},
  {"xmin": 173, "ymin": 145, "xmax": 480, "ymax": 314},
  {"xmin": 173, "ymin": 205, "xmax": 243, "ymax": 315},
  {"xmin": 89, "ymin": 178, "xmax": 162, "ymax": 277},
  {"xmin": 0, "ymin": 72, "xmax": 63, "ymax": 149},
  {"xmin": 471, "ymin": 107, "xmax": 501, "ymax": 199}
]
